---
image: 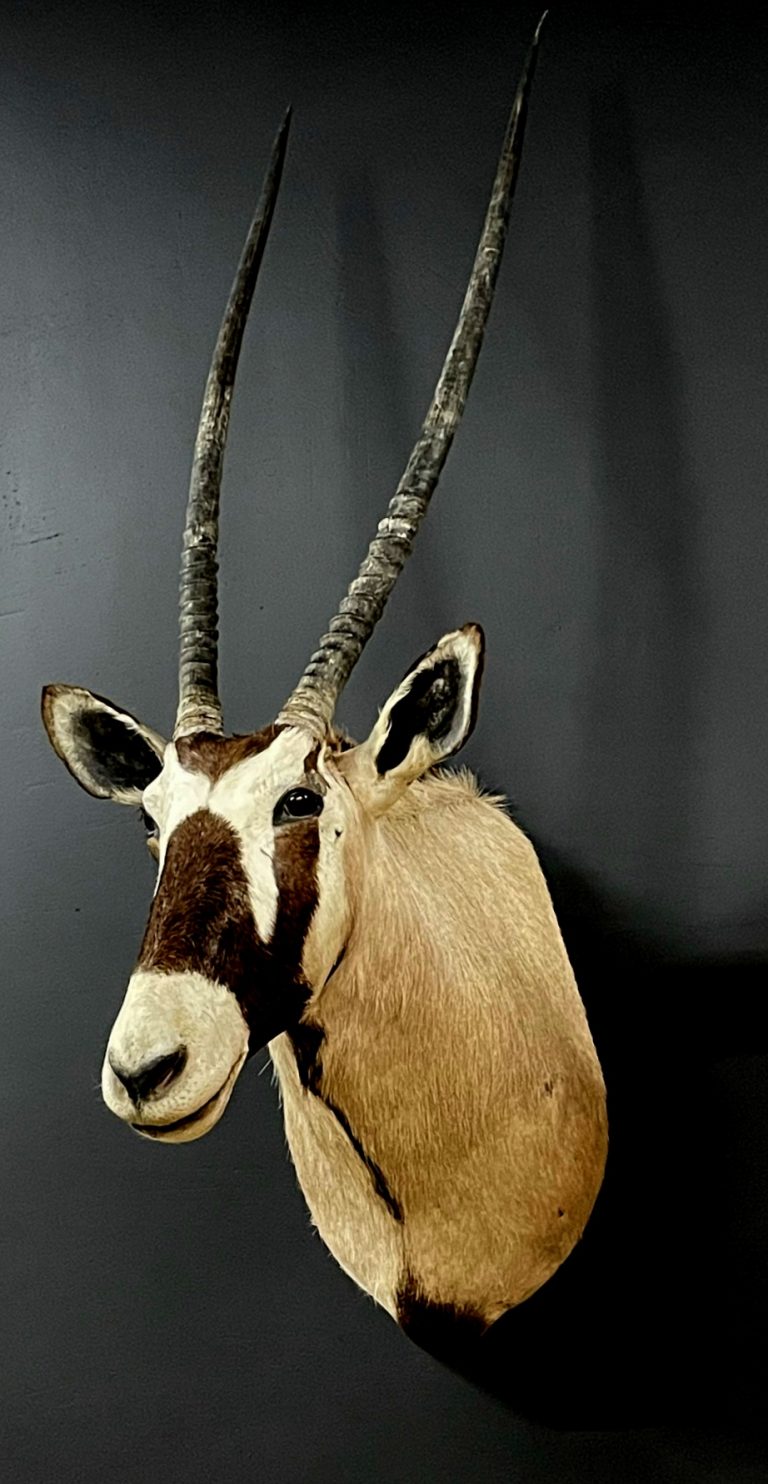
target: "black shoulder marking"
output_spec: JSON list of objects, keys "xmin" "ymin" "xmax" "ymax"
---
[
  {"xmin": 288, "ymin": 1025, "xmax": 403, "ymax": 1222},
  {"xmin": 289, "ymin": 1021, "xmax": 325, "ymax": 1094},
  {"xmin": 376, "ymin": 658, "xmax": 460, "ymax": 775},
  {"xmin": 323, "ymin": 1095, "xmax": 403, "ymax": 1223},
  {"xmin": 396, "ymin": 1273, "xmax": 486, "ymax": 1365},
  {"xmin": 324, "ymin": 943, "xmax": 347, "ymax": 985}
]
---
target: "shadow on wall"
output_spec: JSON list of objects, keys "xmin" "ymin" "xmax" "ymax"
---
[
  {"xmin": 576, "ymin": 76, "xmax": 701, "ymax": 899},
  {"xmin": 405, "ymin": 82, "xmax": 768, "ymax": 1429}
]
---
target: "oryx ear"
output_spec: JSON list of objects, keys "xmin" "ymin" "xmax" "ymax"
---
[
  {"xmin": 346, "ymin": 625, "xmax": 484, "ymax": 813},
  {"xmin": 41, "ymin": 685, "xmax": 167, "ymax": 803}
]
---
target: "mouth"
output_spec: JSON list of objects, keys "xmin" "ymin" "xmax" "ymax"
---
[{"xmin": 131, "ymin": 1059, "xmax": 239, "ymax": 1142}]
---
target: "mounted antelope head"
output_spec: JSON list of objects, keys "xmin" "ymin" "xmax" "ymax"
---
[{"xmin": 41, "ymin": 16, "xmax": 607, "ymax": 1348}]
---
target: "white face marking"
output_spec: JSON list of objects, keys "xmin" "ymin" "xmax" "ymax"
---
[
  {"xmin": 106, "ymin": 727, "xmax": 355, "ymax": 1134},
  {"xmin": 143, "ymin": 727, "xmax": 357, "ymax": 979},
  {"xmin": 143, "ymin": 744, "xmax": 208, "ymax": 882},
  {"xmin": 142, "ymin": 729, "xmax": 326, "ymax": 942},
  {"xmin": 208, "ymin": 729, "xmax": 314, "ymax": 943}
]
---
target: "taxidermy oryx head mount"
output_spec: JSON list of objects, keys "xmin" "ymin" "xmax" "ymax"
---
[{"xmin": 42, "ymin": 14, "xmax": 607, "ymax": 1338}]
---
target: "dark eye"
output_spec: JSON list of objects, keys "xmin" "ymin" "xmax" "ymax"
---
[
  {"xmin": 140, "ymin": 807, "xmax": 160, "ymax": 855},
  {"xmin": 273, "ymin": 788, "xmax": 324, "ymax": 826}
]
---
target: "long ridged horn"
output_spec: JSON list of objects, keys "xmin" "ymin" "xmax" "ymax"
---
[
  {"xmin": 174, "ymin": 108, "xmax": 292, "ymax": 740},
  {"xmin": 276, "ymin": 13, "xmax": 547, "ymax": 737}
]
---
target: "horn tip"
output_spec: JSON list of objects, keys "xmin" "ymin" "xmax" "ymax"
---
[{"xmin": 270, "ymin": 105, "xmax": 293, "ymax": 169}]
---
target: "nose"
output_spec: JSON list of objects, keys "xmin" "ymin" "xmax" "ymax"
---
[{"xmin": 109, "ymin": 1047, "xmax": 187, "ymax": 1105}]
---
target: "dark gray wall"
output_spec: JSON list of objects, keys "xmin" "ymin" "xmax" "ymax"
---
[{"xmin": 2, "ymin": 2, "xmax": 766, "ymax": 1479}]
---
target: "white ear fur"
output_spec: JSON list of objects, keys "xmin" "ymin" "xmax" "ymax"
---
[
  {"xmin": 343, "ymin": 624, "xmax": 484, "ymax": 814},
  {"xmin": 41, "ymin": 684, "xmax": 167, "ymax": 803}
]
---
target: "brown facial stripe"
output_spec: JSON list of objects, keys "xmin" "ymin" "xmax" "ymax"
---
[
  {"xmin": 137, "ymin": 809, "xmax": 319, "ymax": 1051},
  {"xmin": 289, "ymin": 1018, "xmax": 403, "ymax": 1223},
  {"xmin": 272, "ymin": 817, "xmax": 321, "ymax": 963}
]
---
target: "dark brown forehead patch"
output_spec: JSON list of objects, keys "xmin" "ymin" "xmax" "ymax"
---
[
  {"xmin": 138, "ymin": 810, "xmax": 254, "ymax": 981},
  {"xmin": 175, "ymin": 726, "xmax": 282, "ymax": 783}
]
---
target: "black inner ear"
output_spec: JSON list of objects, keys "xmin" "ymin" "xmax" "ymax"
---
[
  {"xmin": 72, "ymin": 710, "xmax": 162, "ymax": 795},
  {"xmin": 376, "ymin": 658, "xmax": 461, "ymax": 775}
]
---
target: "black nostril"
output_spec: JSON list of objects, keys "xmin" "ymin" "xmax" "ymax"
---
[{"xmin": 109, "ymin": 1047, "xmax": 187, "ymax": 1105}]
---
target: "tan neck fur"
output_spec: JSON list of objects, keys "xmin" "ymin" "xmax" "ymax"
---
[{"xmin": 270, "ymin": 768, "xmax": 607, "ymax": 1326}]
